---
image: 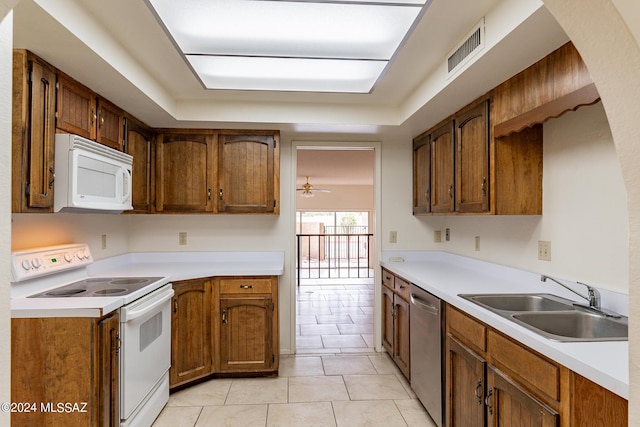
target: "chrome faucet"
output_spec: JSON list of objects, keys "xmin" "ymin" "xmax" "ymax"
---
[{"xmin": 540, "ymin": 275, "xmax": 601, "ymax": 309}]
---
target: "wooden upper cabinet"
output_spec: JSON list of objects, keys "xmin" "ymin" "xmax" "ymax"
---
[
  {"xmin": 430, "ymin": 120, "xmax": 455, "ymax": 213},
  {"xmin": 56, "ymin": 72, "xmax": 124, "ymax": 150},
  {"xmin": 56, "ymin": 72, "xmax": 97, "ymax": 139},
  {"xmin": 96, "ymin": 97, "xmax": 124, "ymax": 150},
  {"xmin": 124, "ymin": 116, "xmax": 154, "ymax": 213},
  {"xmin": 155, "ymin": 131, "xmax": 215, "ymax": 213},
  {"xmin": 216, "ymin": 131, "xmax": 280, "ymax": 214},
  {"xmin": 493, "ymin": 42, "xmax": 599, "ymax": 137},
  {"xmin": 12, "ymin": 50, "xmax": 57, "ymax": 213},
  {"xmin": 456, "ymin": 100, "xmax": 489, "ymax": 213},
  {"xmin": 413, "ymin": 133, "xmax": 431, "ymax": 214}
]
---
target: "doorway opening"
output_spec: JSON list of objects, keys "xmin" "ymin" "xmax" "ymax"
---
[
  {"xmin": 294, "ymin": 147, "xmax": 376, "ymax": 354},
  {"xmin": 296, "ymin": 210, "xmax": 374, "ymax": 286}
]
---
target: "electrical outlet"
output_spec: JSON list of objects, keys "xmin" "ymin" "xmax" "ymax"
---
[
  {"xmin": 445, "ymin": 228, "xmax": 451, "ymax": 241},
  {"xmin": 434, "ymin": 230, "xmax": 442, "ymax": 243},
  {"xmin": 179, "ymin": 232, "xmax": 187, "ymax": 245},
  {"xmin": 389, "ymin": 231, "xmax": 398, "ymax": 244},
  {"xmin": 475, "ymin": 236, "xmax": 480, "ymax": 251},
  {"xmin": 538, "ymin": 240, "xmax": 551, "ymax": 261},
  {"xmin": 101, "ymin": 234, "xmax": 107, "ymax": 250}
]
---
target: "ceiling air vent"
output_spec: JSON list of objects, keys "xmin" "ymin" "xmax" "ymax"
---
[{"xmin": 447, "ymin": 18, "xmax": 485, "ymax": 76}]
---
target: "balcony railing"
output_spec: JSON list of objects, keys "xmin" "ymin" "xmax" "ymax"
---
[{"xmin": 296, "ymin": 233, "xmax": 374, "ymax": 286}]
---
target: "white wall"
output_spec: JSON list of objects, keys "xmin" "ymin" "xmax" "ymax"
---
[
  {"xmin": 382, "ymin": 103, "xmax": 628, "ymax": 293},
  {"xmin": 296, "ymin": 185, "xmax": 373, "ymax": 212}
]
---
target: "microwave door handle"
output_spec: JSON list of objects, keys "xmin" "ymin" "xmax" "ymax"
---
[{"xmin": 119, "ymin": 167, "xmax": 132, "ymax": 202}]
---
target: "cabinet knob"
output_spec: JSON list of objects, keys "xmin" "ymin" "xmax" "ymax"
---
[
  {"xmin": 222, "ymin": 309, "xmax": 227, "ymax": 324},
  {"xmin": 240, "ymin": 285, "xmax": 253, "ymax": 289},
  {"xmin": 448, "ymin": 185, "xmax": 453, "ymax": 198},
  {"xmin": 481, "ymin": 177, "xmax": 487, "ymax": 197}
]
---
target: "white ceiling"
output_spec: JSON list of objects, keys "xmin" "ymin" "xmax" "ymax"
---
[{"xmin": 11, "ymin": 0, "xmax": 569, "ymax": 185}]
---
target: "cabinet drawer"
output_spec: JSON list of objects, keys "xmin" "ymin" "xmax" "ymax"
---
[
  {"xmin": 487, "ymin": 330, "xmax": 560, "ymax": 402},
  {"xmin": 394, "ymin": 277, "xmax": 410, "ymax": 301},
  {"xmin": 382, "ymin": 269, "xmax": 394, "ymax": 289},
  {"xmin": 219, "ymin": 278, "xmax": 273, "ymax": 294},
  {"xmin": 447, "ymin": 305, "xmax": 486, "ymax": 352}
]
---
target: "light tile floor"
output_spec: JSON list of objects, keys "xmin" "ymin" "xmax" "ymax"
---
[{"xmin": 152, "ymin": 283, "xmax": 437, "ymax": 427}]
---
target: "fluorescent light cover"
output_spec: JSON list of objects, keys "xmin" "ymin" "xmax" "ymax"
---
[
  {"xmin": 147, "ymin": 0, "xmax": 432, "ymax": 92},
  {"xmin": 149, "ymin": 0, "xmax": 423, "ymax": 60},
  {"xmin": 187, "ymin": 55, "xmax": 387, "ymax": 93}
]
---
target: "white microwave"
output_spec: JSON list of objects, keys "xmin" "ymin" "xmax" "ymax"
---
[{"xmin": 54, "ymin": 134, "xmax": 133, "ymax": 213}]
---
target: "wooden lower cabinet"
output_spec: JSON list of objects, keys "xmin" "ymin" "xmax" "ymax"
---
[
  {"xmin": 486, "ymin": 365, "xmax": 558, "ymax": 427},
  {"xmin": 381, "ymin": 268, "xmax": 410, "ymax": 379},
  {"xmin": 214, "ymin": 276, "xmax": 279, "ymax": 375},
  {"xmin": 446, "ymin": 336, "xmax": 485, "ymax": 427},
  {"xmin": 445, "ymin": 304, "xmax": 627, "ymax": 427},
  {"xmin": 170, "ymin": 276, "xmax": 279, "ymax": 390},
  {"xmin": 11, "ymin": 313, "xmax": 120, "ymax": 427},
  {"xmin": 170, "ymin": 278, "xmax": 213, "ymax": 388}
]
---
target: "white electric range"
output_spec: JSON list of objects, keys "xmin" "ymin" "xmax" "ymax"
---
[{"xmin": 10, "ymin": 243, "xmax": 173, "ymax": 427}]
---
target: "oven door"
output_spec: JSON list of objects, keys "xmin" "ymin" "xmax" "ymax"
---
[{"xmin": 119, "ymin": 283, "xmax": 174, "ymax": 421}]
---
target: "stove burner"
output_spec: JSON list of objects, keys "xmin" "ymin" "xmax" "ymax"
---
[
  {"xmin": 27, "ymin": 276, "xmax": 165, "ymax": 299},
  {"xmin": 111, "ymin": 278, "xmax": 149, "ymax": 285},
  {"xmin": 93, "ymin": 288, "xmax": 128, "ymax": 295},
  {"xmin": 45, "ymin": 288, "xmax": 87, "ymax": 297}
]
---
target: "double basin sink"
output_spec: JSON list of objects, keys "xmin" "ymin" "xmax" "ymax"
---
[{"xmin": 459, "ymin": 293, "xmax": 628, "ymax": 342}]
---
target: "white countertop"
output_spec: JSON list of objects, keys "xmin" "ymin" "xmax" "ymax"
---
[
  {"xmin": 380, "ymin": 251, "xmax": 629, "ymax": 400},
  {"xmin": 11, "ymin": 251, "xmax": 285, "ymax": 318}
]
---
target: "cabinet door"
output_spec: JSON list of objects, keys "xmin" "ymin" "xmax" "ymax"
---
[
  {"xmin": 431, "ymin": 120, "xmax": 455, "ymax": 213},
  {"xmin": 125, "ymin": 116, "xmax": 154, "ymax": 213},
  {"xmin": 156, "ymin": 132, "xmax": 215, "ymax": 212},
  {"xmin": 382, "ymin": 284, "xmax": 395, "ymax": 354},
  {"xmin": 18, "ymin": 54, "xmax": 56, "ymax": 210},
  {"xmin": 96, "ymin": 97, "xmax": 124, "ymax": 150},
  {"xmin": 413, "ymin": 133, "xmax": 431, "ymax": 214},
  {"xmin": 217, "ymin": 132, "xmax": 279, "ymax": 213},
  {"xmin": 56, "ymin": 73, "xmax": 96, "ymax": 139},
  {"xmin": 445, "ymin": 336, "xmax": 485, "ymax": 427},
  {"xmin": 393, "ymin": 295, "xmax": 410, "ymax": 379},
  {"xmin": 486, "ymin": 365, "xmax": 559, "ymax": 427},
  {"xmin": 456, "ymin": 100, "xmax": 489, "ymax": 213},
  {"xmin": 171, "ymin": 279, "xmax": 212, "ymax": 388},
  {"xmin": 99, "ymin": 312, "xmax": 120, "ymax": 427},
  {"xmin": 219, "ymin": 296, "xmax": 274, "ymax": 372}
]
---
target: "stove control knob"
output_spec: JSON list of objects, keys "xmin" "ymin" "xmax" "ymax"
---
[
  {"xmin": 64, "ymin": 253, "xmax": 73, "ymax": 263},
  {"xmin": 31, "ymin": 258, "xmax": 42, "ymax": 269},
  {"xmin": 21, "ymin": 259, "xmax": 32, "ymax": 270},
  {"xmin": 76, "ymin": 251, "xmax": 85, "ymax": 260},
  {"xmin": 81, "ymin": 249, "xmax": 90, "ymax": 259}
]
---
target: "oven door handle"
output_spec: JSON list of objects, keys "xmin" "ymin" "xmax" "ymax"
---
[{"xmin": 121, "ymin": 287, "xmax": 174, "ymax": 322}]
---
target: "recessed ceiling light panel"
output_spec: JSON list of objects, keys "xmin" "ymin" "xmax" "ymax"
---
[
  {"xmin": 187, "ymin": 55, "xmax": 387, "ymax": 93},
  {"xmin": 146, "ymin": 0, "xmax": 432, "ymax": 92}
]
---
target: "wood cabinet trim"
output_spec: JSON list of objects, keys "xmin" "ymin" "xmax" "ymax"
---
[
  {"xmin": 487, "ymin": 329, "xmax": 560, "ymax": 403},
  {"xmin": 447, "ymin": 305, "xmax": 487, "ymax": 353}
]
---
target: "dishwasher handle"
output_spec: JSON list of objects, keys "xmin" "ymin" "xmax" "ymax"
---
[{"xmin": 410, "ymin": 293, "xmax": 439, "ymax": 315}]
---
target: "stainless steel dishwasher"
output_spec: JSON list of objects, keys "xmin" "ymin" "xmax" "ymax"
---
[{"xmin": 410, "ymin": 284, "xmax": 443, "ymax": 427}]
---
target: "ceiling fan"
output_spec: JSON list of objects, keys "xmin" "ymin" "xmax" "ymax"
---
[{"xmin": 297, "ymin": 176, "xmax": 331, "ymax": 198}]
